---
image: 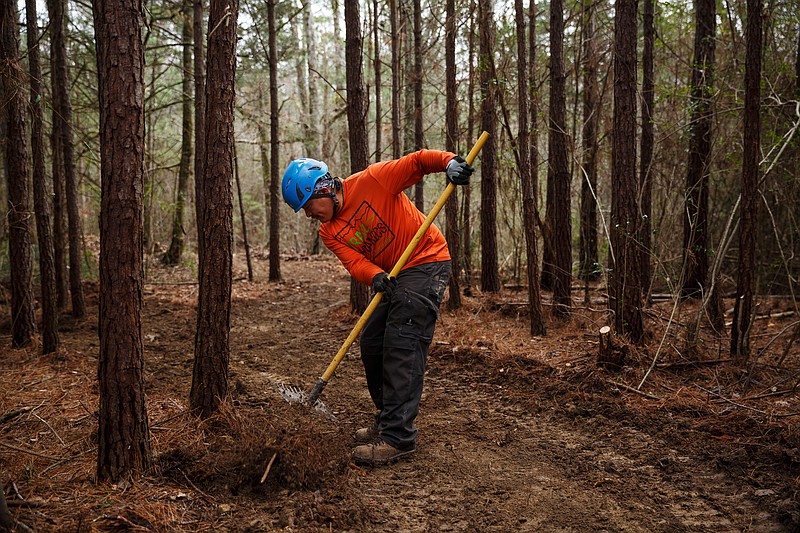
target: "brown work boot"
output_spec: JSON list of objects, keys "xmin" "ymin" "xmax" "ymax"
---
[
  {"xmin": 352, "ymin": 439, "xmax": 416, "ymax": 465},
  {"xmin": 354, "ymin": 425, "xmax": 379, "ymax": 443}
]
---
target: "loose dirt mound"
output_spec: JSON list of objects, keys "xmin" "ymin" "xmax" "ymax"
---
[{"xmin": 1, "ymin": 254, "xmax": 799, "ymax": 531}]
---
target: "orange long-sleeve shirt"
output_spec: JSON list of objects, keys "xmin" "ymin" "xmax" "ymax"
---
[{"xmin": 319, "ymin": 150, "xmax": 455, "ymax": 285}]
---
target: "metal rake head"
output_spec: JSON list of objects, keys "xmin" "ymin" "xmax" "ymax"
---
[{"xmin": 277, "ymin": 383, "xmax": 337, "ymax": 421}]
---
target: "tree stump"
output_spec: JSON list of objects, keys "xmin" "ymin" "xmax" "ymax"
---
[{"xmin": 598, "ymin": 326, "xmax": 627, "ymax": 370}]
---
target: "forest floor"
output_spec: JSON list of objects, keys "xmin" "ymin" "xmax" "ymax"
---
[{"xmin": 1, "ymin": 252, "xmax": 800, "ymax": 532}]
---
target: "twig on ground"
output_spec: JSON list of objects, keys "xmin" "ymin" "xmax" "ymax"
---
[
  {"xmin": 32, "ymin": 412, "xmax": 65, "ymax": 445},
  {"xmin": 179, "ymin": 469, "xmax": 214, "ymax": 503},
  {"xmin": 694, "ymin": 385, "xmax": 767, "ymax": 414},
  {"xmin": 607, "ymin": 381, "xmax": 662, "ymax": 401},
  {"xmin": 260, "ymin": 452, "xmax": 278, "ymax": 484},
  {"xmin": 0, "ymin": 407, "xmax": 33, "ymax": 425},
  {"xmin": 776, "ymin": 321, "xmax": 800, "ymax": 367},
  {"xmin": 0, "ymin": 441, "xmax": 67, "ymax": 461}
]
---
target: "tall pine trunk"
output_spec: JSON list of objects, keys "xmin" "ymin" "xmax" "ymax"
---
[
  {"xmin": 518, "ymin": 0, "xmax": 545, "ymax": 335},
  {"xmin": 731, "ymin": 0, "xmax": 762, "ymax": 362},
  {"xmin": 1, "ymin": 0, "xmax": 37, "ymax": 347},
  {"xmin": 579, "ymin": 0, "xmax": 599, "ymax": 283},
  {"xmin": 544, "ymin": 0, "xmax": 572, "ymax": 316},
  {"xmin": 345, "ymin": 0, "xmax": 371, "ymax": 313},
  {"xmin": 444, "ymin": 0, "xmax": 461, "ymax": 310},
  {"xmin": 479, "ymin": 0, "xmax": 500, "ymax": 293},
  {"xmin": 93, "ymin": 0, "xmax": 151, "ymax": 481},
  {"xmin": 193, "ymin": 0, "xmax": 206, "ymax": 264},
  {"xmin": 412, "ymin": 0, "xmax": 424, "ymax": 210},
  {"xmin": 639, "ymin": 0, "xmax": 655, "ymax": 300},
  {"xmin": 390, "ymin": 0, "xmax": 401, "ymax": 159},
  {"xmin": 373, "ymin": 0, "xmax": 382, "ymax": 162},
  {"xmin": 463, "ymin": 0, "xmax": 476, "ymax": 292},
  {"xmin": 49, "ymin": 0, "xmax": 86, "ymax": 318},
  {"xmin": 163, "ymin": 0, "xmax": 194, "ymax": 266},
  {"xmin": 26, "ymin": 0, "xmax": 59, "ymax": 353},
  {"xmin": 191, "ymin": 0, "xmax": 238, "ymax": 418},
  {"xmin": 682, "ymin": 0, "xmax": 716, "ymax": 299},
  {"xmin": 610, "ymin": 0, "xmax": 645, "ymax": 343},
  {"xmin": 268, "ymin": 0, "xmax": 281, "ymax": 281}
]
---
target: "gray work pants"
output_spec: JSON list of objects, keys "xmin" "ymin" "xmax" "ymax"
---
[{"xmin": 359, "ymin": 261, "xmax": 451, "ymax": 449}]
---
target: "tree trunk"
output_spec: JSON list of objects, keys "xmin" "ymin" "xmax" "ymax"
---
[
  {"xmin": 51, "ymin": 115, "xmax": 69, "ymax": 310},
  {"xmin": 402, "ymin": 0, "xmax": 414, "ymax": 161},
  {"xmin": 610, "ymin": 0, "xmax": 645, "ymax": 344},
  {"xmin": 444, "ymin": 0, "xmax": 461, "ymax": 310},
  {"xmin": 345, "ymin": 0, "xmax": 371, "ymax": 313},
  {"xmin": 463, "ymin": 0, "xmax": 476, "ymax": 292},
  {"xmin": 304, "ymin": 0, "xmax": 319, "ymax": 156},
  {"xmin": 26, "ymin": 0, "xmax": 59, "ymax": 354},
  {"xmin": 268, "ymin": 0, "xmax": 281, "ymax": 282},
  {"xmin": 579, "ymin": 0, "xmax": 599, "ymax": 283},
  {"xmin": 93, "ymin": 0, "xmax": 151, "ymax": 482},
  {"xmin": 373, "ymin": 0, "xmax": 382, "ymax": 162},
  {"xmin": 517, "ymin": 0, "xmax": 545, "ymax": 336},
  {"xmin": 233, "ymin": 143, "xmax": 253, "ymax": 281},
  {"xmin": 529, "ymin": 0, "xmax": 539, "ymax": 210},
  {"xmin": 390, "ymin": 0, "xmax": 401, "ymax": 159},
  {"xmin": 479, "ymin": 0, "xmax": 500, "ymax": 293},
  {"xmin": 731, "ymin": 0, "xmax": 762, "ymax": 363},
  {"xmin": 49, "ymin": 0, "xmax": 86, "ymax": 318},
  {"xmin": 1, "ymin": 0, "xmax": 37, "ymax": 348},
  {"xmin": 194, "ymin": 0, "xmax": 206, "ymax": 265},
  {"xmin": 412, "ymin": 0, "xmax": 424, "ymax": 210},
  {"xmin": 544, "ymin": 0, "xmax": 572, "ymax": 316},
  {"xmin": 682, "ymin": 0, "xmax": 716, "ymax": 299},
  {"xmin": 639, "ymin": 0, "xmax": 655, "ymax": 300},
  {"xmin": 292, "ymin": 13, "xmax": 309, "ymax": 156},
  {"xmin": 163, "ymin": 0, "xmax": 194, "ymax": 266},
  {"xmin": 191, "ymin": 0, "xmax": 238, "ymax": 418}
]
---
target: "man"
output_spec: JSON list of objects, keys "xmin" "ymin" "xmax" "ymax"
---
[{"xmin": 281, "ymin": 150, "xmax": 473, "ymax": 465}]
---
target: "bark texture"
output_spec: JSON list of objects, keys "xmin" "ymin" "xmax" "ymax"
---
[
  {"xmin": 93, "ymin": 0, "xmax": 151, "ymax": 481},
  {"xmin": 479, "ymin": 0, "xmax": 500, "ymax": 293},
  {"xmin": 445, "ymin": 0, "xmax": 461, "ymax": 310},
  {"xmin": 1, "ymin": 0, "xmax": 37, "ymax": 348},
  {"xmin": 163, "ymin": 0, "xmax": 194, "ymax": 266},
  {"xmin": 731, "ymin": 0, "xmax": 762, "ymax": 362},
  {"xmin": 517, "ymin": 0, "xmax": 545, "ymax": 335},
  {"xmin": 345, "ymin": 0, "xmax": 371, "ymax": 313},
  {"xmin": 26, "ymin": 0, "xmax": 60, "ymax": 353},
  {"xmin": 610, "ymin": 0, "xmax": 645, "ymax": 343},
  {"xmin": 682, "ymin": 0, "xmax": 716, "ymax": 298},
  {"xmin": 544, "ymin": 0, "xmax": 572, "ymax": 316},
  {"xmin": 191, "ymin": 0, "xmax": 238, "ymax": 418},
  {"xmin": 49, "ymin": 0, "xmax": 86, "ymax": 318}
]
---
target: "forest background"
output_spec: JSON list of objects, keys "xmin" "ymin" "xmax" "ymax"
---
[{"xmin": 1, "ymin": 0, "xmax": 800, "ymax": 524}]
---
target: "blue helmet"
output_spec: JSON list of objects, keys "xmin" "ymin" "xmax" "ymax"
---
[{"xmin": 281, "ymin": 158, "xmax": 330, "ymax": 212}]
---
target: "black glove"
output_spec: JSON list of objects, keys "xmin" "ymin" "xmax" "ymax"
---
[
  {"xmin": 372, "ymin": 272, "xmax": 397, "ymax": 298},
  {"xmin": 445, "ymin": 155, "xmax": 474, "ymax": 186}
]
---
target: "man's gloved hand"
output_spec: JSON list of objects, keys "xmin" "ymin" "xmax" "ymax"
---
[
  {"xmin": 372, "ymin": 272, "xmax": 398, "ymax": 298},
  {"xmin": 446, "ymin": 155, "xmax": 474, "ymax": 186}
]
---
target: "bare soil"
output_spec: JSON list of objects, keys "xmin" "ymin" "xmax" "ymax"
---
[{"xmin": 2, "ymin": 253, "xmax": 799, "ymax": 532}]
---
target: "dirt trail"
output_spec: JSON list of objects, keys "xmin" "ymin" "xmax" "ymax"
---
[
  {"xmin": 225, "ymin": 257, "xmax": 794, "ymax": 532},
  {"xmin": 1, "ymin": 254, "xmax": 797, "ymax": 531}
]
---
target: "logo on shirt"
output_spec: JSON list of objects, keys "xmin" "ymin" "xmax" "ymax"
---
[{"xmin": 336, "ymin": 201, "xmax": 394, "ymax": 259}]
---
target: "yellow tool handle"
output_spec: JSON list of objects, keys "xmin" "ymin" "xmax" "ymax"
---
[{"xmin": 319, "ymin": 131, "xmax": 490, "ymax": 383}]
